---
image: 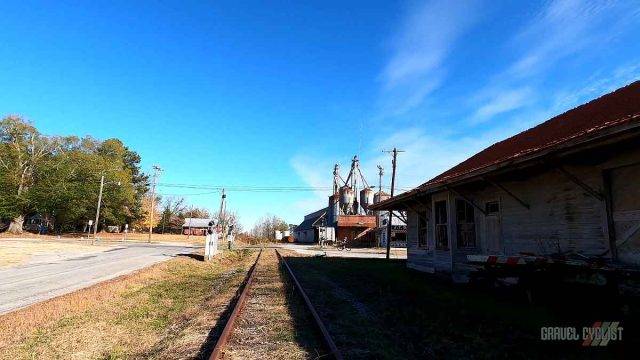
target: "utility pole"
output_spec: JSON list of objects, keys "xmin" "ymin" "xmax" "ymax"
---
[
  {"xmin": 148, "ymin": 165, "xmax": 162, "ymax": 243},
  {"xmin": 92, "ymin": 174, "xmax": 105, "ymax": 245},
  {"xmin": 377, "ymin": 165, "xmax": 384, "ymax": 194},
  {"xmin": 384, "ymin": 148, "xmax": 404, "ymax": 259},
  {"xmin": 376, "ymin": 165, "xmax": 383, "ymax": 247}
]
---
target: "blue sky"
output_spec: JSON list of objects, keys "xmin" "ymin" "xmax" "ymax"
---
[{"xmin": 1, "ymin": 1, "xmax": 640, "ymax": 229}]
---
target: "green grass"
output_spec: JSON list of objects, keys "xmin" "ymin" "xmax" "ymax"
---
[{"xmin": 286, "ymin": 256, "xmax": 635, "ymax": 359}]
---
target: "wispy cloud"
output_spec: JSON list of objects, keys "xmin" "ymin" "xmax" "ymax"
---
[
  {"xmin": 289, "ymin": 155, "xmax": 332, "ymax": 213},
  {"xmin": 471, "ymin": 87, "xmax": 533, "ymax": 124},
  {"xmin": 550, "ymin": 62, "xmax": 640, "ymax": 111},
  {"xmin": 507, "ymin": 0, "xmax": 637, "ymax": 78},
  {"xmin": 359, "ymin": 121, "xmax": 543, "ymax": 194},
  {"xmin": 379, "ymin": 0, "xmax": 482, "ymax": 116},
  {"xmin": 470, "ymin": 0, "xmax": 640, "ymax": 125}
]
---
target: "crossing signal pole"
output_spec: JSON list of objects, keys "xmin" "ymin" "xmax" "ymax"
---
[{"xmin": 218, "ymin": 189, "xmax": 227, "ymax": 247}]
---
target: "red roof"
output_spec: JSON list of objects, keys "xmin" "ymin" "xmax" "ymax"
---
[{"xmin": 426, "ymin": 80, "xmax": 640, "ymax": 187}]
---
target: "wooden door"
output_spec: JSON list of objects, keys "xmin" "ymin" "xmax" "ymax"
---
[
  {"xmin": 484, "ymin": 201, "xmax": 502, "ymax": 254},
  {"xmin": 609, "ymin": 163, "xmax": 640, "ymax": 265}
]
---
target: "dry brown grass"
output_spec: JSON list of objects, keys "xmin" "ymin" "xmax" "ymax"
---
[
  {"xmin": 0, "ymin": 249, "xmax": 257, "ymax": 360},
  {"xmin": 0, "ymin": 239, "xmax": 109, "ymax": 267},
  {"xmin": 0, "ymin": 231, "xmax": 207, "ymax": 245},
  {"xmin": 224, "ymin": 250, "xmax": 325, "ymax": 360}
]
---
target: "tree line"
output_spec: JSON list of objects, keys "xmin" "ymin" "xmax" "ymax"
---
[
  {"xmin": 0, "ymin": 115, "xmax": 150, "ymax": 233},
  {"xmin": 0, "ymin": 115, "xmax": 245, "ymax": 236}
]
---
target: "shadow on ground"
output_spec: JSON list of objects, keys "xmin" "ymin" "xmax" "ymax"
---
[
  {"xmin": 281, "ymin": 255, "xmax": 639, "ymax": 359},
  {"xmin": 178, "ymin": 253, "xmax": 204, "ymax": 261}
]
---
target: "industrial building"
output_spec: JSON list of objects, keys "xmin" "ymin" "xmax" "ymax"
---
[
  {"xmin": 294, "ymin": 208, "xmax": 330, "ymax": 243},
  {"xmin": 371, "ymin": 81, "xmax": 640, "ymax": 276},
  {"xmin": 294, "ymin": 156, "xmax": 407, "ymax": 246}
]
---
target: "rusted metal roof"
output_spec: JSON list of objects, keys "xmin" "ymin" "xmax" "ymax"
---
[
  {"xmin": 372, "ymin": 80, "xmax": 640, "ymax": 209},
  {"xmin": 336, "ymin": 215, "xmax": 376, "ymax": 228}
]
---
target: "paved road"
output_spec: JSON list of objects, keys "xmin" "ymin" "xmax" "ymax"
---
[{"xmin": 0, "ymin": 242, "xmax": 196, "ymax": 314}]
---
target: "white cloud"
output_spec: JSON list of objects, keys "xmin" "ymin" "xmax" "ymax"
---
[
  {"xmin": 359, "ymin": 124, "xmax": 532, "ymax": 193},
  {"xmin": 471, "ymin": 87, "xmax": 533, "ymax": 124},
  {"xmin": 550, "ymin": 62, "xmax": 640, "ymax": 111},
  {"xmin": 289, "ymin": 155, "xmax": 332, "ymax": 216},
  {"xmin": 470, "ymin": 0, "xmax": 640, "ymax": 125},
  {"xmin": 379, "ymin": 0, "xmax": 481, "ymax": 115},
  {"xmin": 507, "ymin": 0, "xmax": 633, "ymax": 78}
]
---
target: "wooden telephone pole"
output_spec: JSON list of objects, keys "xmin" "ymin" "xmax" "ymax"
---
[
  {"xmin": 384, "ymin": 148, "xmax": 403, "ymax": 259},
  {"xmin": 148, "ymin": 165, "xmax": 162, "ymax": 243}
]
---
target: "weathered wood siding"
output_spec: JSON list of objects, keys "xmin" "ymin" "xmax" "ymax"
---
[
  {"xmin": 406, "ymin": 208, "xmax": 435, "ymax": 272},
  {"xmin": 405, "ymin": 146, "xmax": 640, "ymax": 273}
]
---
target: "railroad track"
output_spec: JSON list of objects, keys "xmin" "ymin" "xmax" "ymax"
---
[{"xmin": 208, "ymin": 248, "xmax": 343, "ymax": 360}]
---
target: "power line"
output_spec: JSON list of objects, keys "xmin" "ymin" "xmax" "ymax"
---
[{"xmin": 156, "ymin": 183, "xmax": 412, "ymax": 192}]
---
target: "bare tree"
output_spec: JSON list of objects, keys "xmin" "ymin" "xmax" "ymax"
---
[
  {"xmin": 219, "ymin": 210, "xmax": 243, "ymax": 234},
  {"xmin": 250, "ymin": 214, "xmax": 288, "ymax": 242},
  {"xmin": 160, "ymin": 196, "xmax": 186, "ymax": 233}
]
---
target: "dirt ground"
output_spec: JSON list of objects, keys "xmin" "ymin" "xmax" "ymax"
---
[
  {"xmin": 277, "ymin": 242, "xmax": 407, "ymax": 259},
  {"xmin": 0, "ymin": 249, "xmax": 257, "ymax": 360},
  {"xmin": 223, "ymin": 250, "xmax": 326, "ymax": 359}
]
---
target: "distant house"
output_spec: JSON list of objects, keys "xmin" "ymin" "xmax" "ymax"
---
[
  {"xmin": 182, "ymin": 218, "xmax": 213, "ymax": 236},
  {"xmin": 23, "ymin": 214, "xmax": 52, "ymax": 234},
  {"xmin": 371, "ymin": 81, "xmax": 640, "ymax": 275},
  {"xmin": 294, "ymin": 208, "xmax": 330, "ymax": 243}
]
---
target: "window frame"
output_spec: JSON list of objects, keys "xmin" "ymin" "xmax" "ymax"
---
[
  {"xmin": 416, "ymin": 210, "xmax": 428, "ymax": 249},
  {"xmin": 434, "ymin": 200, "xmax": 449, "ymax": 250},
  {"xmin": 455, "ymin": 199, "xmax": 477, "ymax": 248},
  {"xmin": 485, "ymin": 201, "xmax": 500, "ymax": 215}
]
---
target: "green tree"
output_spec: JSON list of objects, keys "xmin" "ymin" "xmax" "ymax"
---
[
  {"xmin": 0, "ymin": 116, "xmax": 149, "ymax": 233},
  {"xmin": 0, "ymin": 116, "xmax": 58, "ymax": 233}
]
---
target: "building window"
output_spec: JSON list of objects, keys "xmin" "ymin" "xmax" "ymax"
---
[
  {"xmin": 434, "ymin": 200, "xmax": 448, "ymax": 250},
  {"xmin": 485, "ymin": 201, "xmax": 499, "ymax": 215},
  {"xmin": 456, "ymin": 199, "xmax": 476, "ymax": 248},
  {"xmin": 417, "ymin": 211, "xmax": 428, "ymax": 248}
]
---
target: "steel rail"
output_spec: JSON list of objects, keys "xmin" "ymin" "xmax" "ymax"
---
[
  {"xmin": 209, "ymin": 248, "xmax": 262, "ymax": 360},
  {"xmin": 275, "ymin": 250, "xmax": 344, "ymax": 360}
]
